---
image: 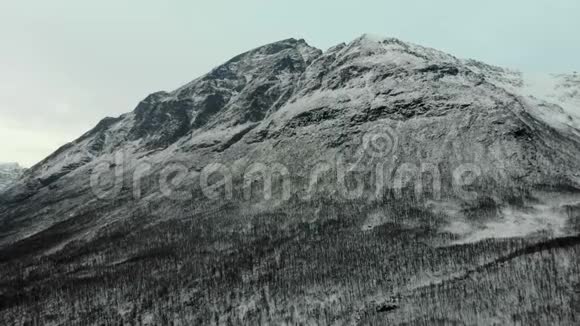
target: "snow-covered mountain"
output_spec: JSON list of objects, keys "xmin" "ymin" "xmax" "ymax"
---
[
  {"xmin": 3, "ymin": 34, "xmax": 579, "ymax": 242},
  {"xmin": 0, "ymin": 35, "xmax": 579, "ymax": 324},
  {"xmin": 0, "ymin": 162, "xmax": 24, "ymax": 192}
]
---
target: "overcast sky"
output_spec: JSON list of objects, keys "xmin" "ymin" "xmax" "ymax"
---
[{"xmin": 1, "ymin": 0, "xmax": 579, "ymax": 167}]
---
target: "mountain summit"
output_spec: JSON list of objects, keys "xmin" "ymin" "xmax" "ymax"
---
[{"xmin": 1, "ymin": 35, "xmax": 579, "ymax": 324}]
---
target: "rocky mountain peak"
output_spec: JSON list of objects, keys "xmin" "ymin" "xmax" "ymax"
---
[{"xmin": 338, "ymin": 33, "xmax": 460, "ymax": 66}]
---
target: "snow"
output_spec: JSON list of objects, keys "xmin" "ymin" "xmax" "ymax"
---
[
  {"xmin": 516, "ymin": 73, "xmax": 580, "ymax": 131},
  {"xmin": 466, "ymin": 63, "xmax": 580, "ymax": 132},
  {"xmin": 455, "ymin": 204, "xmax": 570, "ymax": 244},
  {"xmin": 0, "ymin": 162, "xmax": 24, "ymax": 192},
  {"xmin": 442, "ymin": 191, "xmax": 580, "ymax": 245},
  {"xmin": 358, "ymin": 33, "xmax": 389, "ymax": 43},
  {"xmin": 520, "ymin": 73, "xmax": 580, "ymax": 117}
]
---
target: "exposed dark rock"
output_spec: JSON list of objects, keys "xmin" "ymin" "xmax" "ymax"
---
[{"xmin": 376, "ymin": 304, "xmax": 399, "ymax": 313}]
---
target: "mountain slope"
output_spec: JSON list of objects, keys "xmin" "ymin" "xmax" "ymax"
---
[{"xmin": 0, "ymin": 35, "xmax": 579, "ymax": 325}]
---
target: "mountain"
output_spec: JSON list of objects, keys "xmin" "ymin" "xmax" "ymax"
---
[
  {"xmin": 0, "ymin": 163, "xmax": 24, "ymax": 192},
  {"xmin": 0, "ymin": 35, "xmax": 579, "ymax": 325}
]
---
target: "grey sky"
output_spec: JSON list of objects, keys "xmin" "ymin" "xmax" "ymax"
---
[{"xmin": 1, "ymin": 0, "xmax": 579, "ymax": 167}]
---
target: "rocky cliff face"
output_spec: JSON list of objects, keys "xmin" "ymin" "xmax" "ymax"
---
[{"xmin": 0, "ymin": 35, "xmax": 579, "ymax": 325}]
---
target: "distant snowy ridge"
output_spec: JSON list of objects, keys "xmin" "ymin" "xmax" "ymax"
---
[
  {"xmin": 463, "ymin": 60, "xmax": 580, "ymax": 132},
  {"xmin": 0, "ymin": 162, "xmax": 24, "ymax": 192}
]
